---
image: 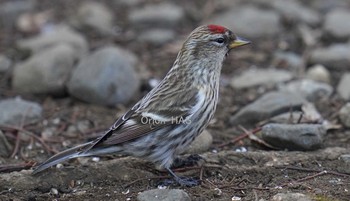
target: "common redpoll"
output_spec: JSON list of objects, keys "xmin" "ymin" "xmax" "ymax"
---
[{"xmin": 32, "ymin": 25, "xmax": 250, "ymax": 186}]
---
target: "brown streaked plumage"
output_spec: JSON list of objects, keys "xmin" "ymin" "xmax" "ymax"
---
[{"xmin": 32, "ymin": 25, "xmax": 250, "ymax": 186}]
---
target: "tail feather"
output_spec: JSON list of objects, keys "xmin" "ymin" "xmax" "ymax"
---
[{"xmin": 32, "ymin": 142, "xmax": 92, "ymax": 175}]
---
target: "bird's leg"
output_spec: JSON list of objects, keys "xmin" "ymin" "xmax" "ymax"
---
[
  {"xmin": 172, "ymin": 154, "xmax": 204, "ymax": 168},
  {"xmin": 164, "ymin": 167, "xmax": 200, "ymax": 187}
]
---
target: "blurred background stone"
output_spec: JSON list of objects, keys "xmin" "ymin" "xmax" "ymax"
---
[
  {"xmin": 0, "ymin": 97, "xmax": 42, "ymax": 127},
  {"xmin": 70, "ymin": 2, "xmax": 114, "ymax": 35},
  {"xmin": 12, "ymin": 44, "xmax": 77, "ymax": 95},
  {"xmin": 208, "ymin": 6, "xmax": 281, "ymax": 38},
  {"xmin": 67, "ymin": 46, "xmax": 140, "ymax": 106}
]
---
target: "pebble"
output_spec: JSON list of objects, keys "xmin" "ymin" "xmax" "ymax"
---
[
  {"xmin": 273, "ymin": 51, "xmax": 304, "ymax": 70},
  {"xmin": 185, "ymin": 130, "xmax": 213, "ymax": 154},
  {"xmin": 338, "ymin": 103, "xmax": 350, "ymax": 127},
  {"xmin": 129, "ymin": 3, "xmax": 184, "ymax": 28},
  {"xmin": 340, "ymin": 154, "xmax": 350, "ymax": 163},
  {"xmin": 306, "ymin": 64, "xmax": 331, "ymax": 83},
  {"xmin": 230, "ymin": 91, "xmax": 306, "ymax": 126},
  {"xmin": 208, "ymin": 6, "xmax": 281, "ymax": 38},
  {"xmin": 67, "ymin": 46, "xmax": 140, "ymax": 106},
  {"xmin": 311, "ymin": 0, "xmax": 350, "ymax": 12},
  {"xmin": 261, "ymin": 123, "xmax": 325, "ymax": 151},
  {"xmin": 70, "ymin": 2, "xmax": 114, "ymax": 35},
  {"xmin": 337, "ymin": 73, "xmax": 350, "ymax": 100},
  {"xmin": 138, "ymin": 29, "xmax": 175, "ymax": 45},
  {"xmin": 0, "ymin": 55, "xmax": 11, "ymax": 73},
  {"xmin": 272, "ymin": 0, "xmax": 321, "ymax": 25},
  {"xmin": 50, "ymin": 188, "xmax": 59, "ymax": 196},
  {"xmin": 12, "ymin": 44, "xmax": 77, "ymax": 95},
  {"xmin": 309, "ymin": 43, "xmax": 350, "ymax": 69},
  {"xmin": 16, "ymin": 10, "xmax": 52, "ymax": 34},
  {"xmin": 278, "ymin": 79, "xmax": 333, "ymax": 102},
  {"xmin": 17, "ymin": 25, "xmax": 88, "ymax": 57},
  {"xmin": 231, "ymin": 68, "xmax": 293, "ymax": 89},
  {"xmin": 137, "ymin": 189, "xmax": 190, "ymax": 201},
  {"xmin": 0, "ymin": 0, "xmax": 35, "ymax": 27},
  {"xmin": 0, "ymin": 131, "xmax": 13, "ymax": 157},
  {"xmin": 271, "ymin": 193, "xmax": 312, "ymax": 201},
  {"xmin": 0, "ymin": 97, "xmax": 42, "ymax": 127},
  {"xmin": 324, "ymin": 8, "xmax": 350, "ymax": 39}
]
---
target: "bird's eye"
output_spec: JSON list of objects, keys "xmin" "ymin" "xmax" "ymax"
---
[{"xmin": 215, "ymin": 38, "xmax": 225, "ymax": 44}]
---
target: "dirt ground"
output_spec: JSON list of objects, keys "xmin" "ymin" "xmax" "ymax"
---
[{"xmin": 0, "ymin": 0, "xmax": 350, "ymax": 200}]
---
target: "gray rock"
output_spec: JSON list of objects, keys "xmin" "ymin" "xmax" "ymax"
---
[
  {"xmin": 71, "ymin": 2, "xmax": 114, "ymax": 35},
  {"xmin": 185, "ymin": 130, "xmax": 213, "ymax": 154},
  {"xmin": 137, "ymin": 189, "xmax": 190, "ymax": 201},
  {"xmin": 67, "ymin": 46, "xmax": 140, "ymax": 106},
  {"xmin": 278, "ymin": 79, "xmax": 333, "ymax": 102},
  {"xmin": 306, "ymin": 64, "xmax": 331, "ymax": 83},
  {"xmin": 208, "ymin": 6, "xmax": 281, "ymax": 38},
  {"xmin": 230, "ymin": 91, "xmax": 306, "ymax": 126},
  {"xmin": 337, "ymin": 73, "xmax": 350, "ymax": 100},
  {"xmin": 270, "ymin": 102, "xmax": 325, "ymax": 124},
  {"xmin": 118, "ymin": 0, "xmax": 143, "ymax": 7},
  {"xmin": 17, "ymin": 25, "xmax": 88, "ymax": 57},
  {"xmin": 324, "ymin": 8, "xmax": 350, "ymax": 39},
  {"xmin": 311, "ymin": 0, "xmax": 350, "ymax": 13},
  {"xmin": 339, "ymin": 103, "xmax": 350, "ymax": 127},
  {"xmin": 0, "ymin": 55, "xmax": 11, "ymax": 73},
  {"xmin": 12, "ymin": 44, "xmax": 77, "ymax": 95},
  {"xmin": 271, "ymin": 192, "xmax": 312, "ymax": 201},
  {"xmin": 0, "ymin": 0, "xmax": 35, "ymax": 27},
  {"xmin": 231, "ymin": 68, "xmax": 293, "ymax": 89},
  {"xmin": 138, "ymin": 29, "xmax": 175, "ymax": 45},
  {"xmin": 340, "ymin": 154, "xmax": 350, "ymax": 163},
  {"xmin": 0, "ymin": 97, "xmax": 42, "ymax": 127},
  {"xmin": 262, "ymin": 123, "xmax": 325, "ymax": 151},
  {"xmin": 273, "ymin": 51, "xmax": 304, "ymax": 70},
  {"xmin": 0, "ymin": 131, "xmax": 13, "ymax": 157},
  {"xmin": 309, "ymin": 44, "xmax": 350, "ymax": 69},
  {"xmin": 129, "ymin": 3, "xmax": 184, "ymax": 28},
  {"xmin": 272, "ymin": 0, "xmax": 321, "ymax": 25},
  {"xmin": 270, "ymin": 112, "xmax": 305, "ymax": 124}
]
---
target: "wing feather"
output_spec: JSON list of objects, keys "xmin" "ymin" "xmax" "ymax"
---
[{"xmin": 82, "ymin": 86, "xmax": 200, "ymax": 152}]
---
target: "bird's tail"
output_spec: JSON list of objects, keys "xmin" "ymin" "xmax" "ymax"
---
[{"xmin": 32, "ymin": 142, "xmax": 93, "ymax": 175}]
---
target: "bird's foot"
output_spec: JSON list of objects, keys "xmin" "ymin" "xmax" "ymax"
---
[
  {"xmin": 160, "ymin": 167, "xmax": 201, "ymax": 187},
  {"xmin": 172, "ymin": 154, "xmax": 204, "ymax": 168}
]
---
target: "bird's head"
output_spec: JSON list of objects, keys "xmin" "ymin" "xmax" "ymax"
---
[
  {"xmin": 177, "ymin": 24, "xmax": 250, "ymax": 71},
  {"xmin": 183, "ymin": 24, "xmax": 250, "ymax": 60},
  {"xmin": 167, "ymin": 25, "xmax": 250, "ymax": 84}
]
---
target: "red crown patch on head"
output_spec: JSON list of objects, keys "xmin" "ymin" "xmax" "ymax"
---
[{"xmin": 208, "ymin": 24, "xmax": 226, "ymax": 34}]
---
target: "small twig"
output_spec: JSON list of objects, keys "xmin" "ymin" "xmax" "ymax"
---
[
  {"xmin": 199, "ymin": 166, "xmax": 205, "ymax": 181},
  {"xmin": 297, "ymin": 112, "xmax": 304, "ymax": 124},
  {"xmin": 276, "ymin": 166, "xmax": 350, "ymax": 177},
  {"xmin": 0, "ymin": 125, "xmax": 58, "ymax": 154},
  {"xmin": 253, "ymin": 189, "xmax": 259, "ymax": 201},
  {"xmin": 0, "ymin": 161, "xmax": 36, "ymax": 173},
  {"xmin": 10, "ymin": 132, "xmax": 21, "ymax": 158},
  {"xmin": 238, "ymin": 125, "xmax": 276, "ymax": 149},
  {"xmin": 275, "ymin": 166, "xmax": 350, "ymax": 188},
  {"xmin": 9, "ymin": 107, "xmax": 31, "ymax": 158},
  {"xmin": 218, "ymin": 127, "xmax": 262, "ymax": 148},
  {"xmin": 280, "ymin": 171, "xmax": 327, "ymax": 187}
]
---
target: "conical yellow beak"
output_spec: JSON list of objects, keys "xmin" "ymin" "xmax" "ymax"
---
[{"xmin": 229, "ymin": 36, "xmax": 251, "ymax": 49}]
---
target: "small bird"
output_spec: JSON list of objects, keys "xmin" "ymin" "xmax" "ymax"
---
[{"xmin": 32, "ymin": 24, "xmax": 250, "ymax": 186}]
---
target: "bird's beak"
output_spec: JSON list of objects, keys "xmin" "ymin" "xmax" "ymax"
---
[{"xmin": 229, "ymin": 36, "xmax": 251, "ymax": 49}]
